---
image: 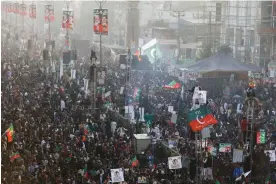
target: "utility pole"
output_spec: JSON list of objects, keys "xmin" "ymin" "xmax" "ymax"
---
[
  {"xmin": 172, "ymin": 10, "xmax": 185, "ymax": 63},
  {"xmin": 90, "ymin": 50, "xmax": 97, "ymax": 113},
  {"xmin": 96, "ymin": 0, "xmax": 106, "ymax": 66},
  {"xmin": 21, "ymin": 1, "xmax": 24, "ymax": 35},
  {"xmin": 208, "ymin": 11, "xmax": 212, "ymax": 54},
  {"xmin": 65, "ymin": 0, "xmax": 71, "ymax": 51}
]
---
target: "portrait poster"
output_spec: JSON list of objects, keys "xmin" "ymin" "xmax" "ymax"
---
[
  {"xmin": 111, "ymin": 168, "xmax": 124, "ymax": 183},
  {"xmin": 168, "ymin": 156, "xmax": 182, "ymax": 170},
  {"xmin": 93, "ymin": 9, "xmax": 108, "ymax": 35},
  {"xmin": 45, "ymin": 5, "xmax": 54, "ymax": 22}
]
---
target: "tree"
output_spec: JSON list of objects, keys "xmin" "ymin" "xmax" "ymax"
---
[{"xmin": 196, "ymin": 43, "xmax": 212, "ymax": 61}]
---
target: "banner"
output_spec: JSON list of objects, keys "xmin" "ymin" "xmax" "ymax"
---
[
  {"xmin": 45, "ymin": 4, "xmax": 54, "ymax": 22},
  {"xmin": 93, "ymin": 9, "xmax": 108, "ymax": 35},
  {"xmin": 110, "ymin": 168, "xmax": 124, "ymax": 183},
  {"xmin": 29, "ymin": 5, "xmax": 36, "ymax": 19},
  {"xmin": 168, "ymin": 139, "xmax": 178, "ymax": 148},
  {"xmin": 219, "ymin": 143, "xmax": 232, "ymax": 153},
  {"xmin": 20, "ymin": 4, "xmax": 27, "ymax": 16},
  {"xmin": 264, "ymin": 150, "xmax": 276, "ymax": 161},
  {"xmin": 257, "ymin": 130, "xmax": 266, "ymax": 144},
  {"xmin": 168, "ymin": 156, "xmax": 182, "ymax": 169},
  {"xmin": 13, "ymin": 3, "xmax": 20, "ymax": 14},
  {"xmin": 62, "ymin": 9, "xmax": 74, "ymax": 30}
]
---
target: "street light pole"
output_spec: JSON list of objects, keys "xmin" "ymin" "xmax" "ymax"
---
[
  {"xmin": 96, "ymin": 0, "xmax": 106, "ymax": 66},
  {"xmin": 172, "ymin": 11, "xmax": 185, "ymax": 63}
]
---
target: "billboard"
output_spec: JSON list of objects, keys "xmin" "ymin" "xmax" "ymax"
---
[{"xmin": 93, "ymin": 9, "xmax": 108, "ymax": 35}]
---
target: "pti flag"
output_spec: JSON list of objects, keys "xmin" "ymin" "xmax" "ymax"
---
[
  {"xmin": 141, "ymin": 38, "xmax": 162, "ymax": 64},
  {"xmin": 164, "ymin": 80, "xmax": 181, "ymax": 89},
  {"xmin": 62, "ymin": 9, "xmax": 74, "ymax": 30},
  {"xmin": 93, "ymin": 9, "xmax": 108, "ymax": 35},
  {"xmin": 188, "ymin": 105, "xmax": 217, "ymax": 132},
  {"xmin": 45, "ymin": 4, "xmax": 54, "ymax": 22},
  {"xmin": 29, "ymin": 5, "xmax": 36, "ymax": 19},
  {"xmin": 257, "ymin": 130, "xmax": 265, "ymax": 144}
]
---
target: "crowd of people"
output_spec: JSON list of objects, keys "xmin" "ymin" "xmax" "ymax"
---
[{"xmin": 2, "ymin": 19, "xmax": 276, "ymax": 184}]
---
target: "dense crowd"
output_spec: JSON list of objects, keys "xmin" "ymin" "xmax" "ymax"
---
[{"xmin": 2, "ymin": 21, "xmax": 276, "ymax": 184}]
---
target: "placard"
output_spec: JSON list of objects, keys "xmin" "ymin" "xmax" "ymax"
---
[
  {"xmin": 93, "ymin": 9, "xmax": 108, "ymax": 35},
  {"xmin": 233, "ymin": 149, "xmax": 243, "ymax": 163},
  {"xmin": 168, "ymin": 139, "xmax": 178, "ymax": 148},
  {"xmin": 111, "ymin": 168, "xmax": 124, "ymax": 183},
  {"xmin": 264, "ymin": 150, "xmax": 276, "ymax": 161},
  {"xmin": 168, "ymin": 156, "xmax": 182, "ymax": 169}
]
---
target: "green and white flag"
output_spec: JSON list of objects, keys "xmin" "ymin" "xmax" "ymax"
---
[{"xmin": 141, "ymin": 38, "xmax": 162, "ymax": 64}]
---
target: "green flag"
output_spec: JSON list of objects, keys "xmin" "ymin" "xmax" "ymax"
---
[{"xmin": 141, "ymin": 38, "xmax": 162, "ymax": 64}]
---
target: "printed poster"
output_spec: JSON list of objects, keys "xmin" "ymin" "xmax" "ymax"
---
[
  {"xmin": 168, "ymin": 156, "xmax": 182, "ymax": 170},
  {"xmin": 264, "ymin": 150, "xmax": 276, "ymax": 161},
  {"xmin": 111, "ymin": 168, "xmax": 124, "ymax": 183},
  {"xmin": 93, "ymin": 9, "xmax": 108, "ymax": 35},
  {"xmin": 219, "ymin": 143, "xmax": 232, "ymax": 153},
  {"xmin": 45, "ymin": 4, "xmax": 54, "ymax": 22},
  {"xmin": 233, "ymin": 149, "xmax": 243, "ymax": 163},
  {"xmin": 20, "ymin": 4, "xmax": 27, "ymax": 16},
  {"xmin": 29, "ymin": 5, "xmax": 36, "ymax": 19},
  {"xmin": 62, "ymin": 9, "xmax": 74, "ymax": 30}
]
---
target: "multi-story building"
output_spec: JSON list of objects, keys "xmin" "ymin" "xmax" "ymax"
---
[
  {"xmin": 255, "ymin": 1, "xmax": 276, "ymax": 68},
  {"xmin": 220, "ymin": 1, "xmax": 259, "ymax": 64}
]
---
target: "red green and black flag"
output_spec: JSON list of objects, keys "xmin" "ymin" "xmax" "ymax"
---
[
  {"xmin": 6, "ymin": 123, "xmax": 15, "ymax": 143},
  {"xmin": 131, "ymin": 156, "xmax": 139, "ymax": 167},
  {"xmin": 83, "ymin": 167, "xmax": 89, "ymax": 178},
  {"xmin": 10, "ymin": 152, "xmax": 20, "ymax": 163},
  {"xmin": 188, "ymin": 105, "xmax": 217, "ymax": 132},
  {"xmin": 164, "ymin": 80, "xmax": 181, "ymax": 89}
]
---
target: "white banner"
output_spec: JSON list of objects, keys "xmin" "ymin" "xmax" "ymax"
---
[
  {"xmin": 168, "ymin": 156, "xmax": 182, "ymax": 170},
  {"xmin": 111, "ymin": 168, "xmax": 124, "ymax": 183},
  {"xmin": 264, "ymin": 150, "xmax": 276, "ymax": 161}
]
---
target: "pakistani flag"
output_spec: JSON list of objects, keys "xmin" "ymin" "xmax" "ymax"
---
[{"xmin": 141, "ymin": 38, "xmax": 162, "ymax": 64}]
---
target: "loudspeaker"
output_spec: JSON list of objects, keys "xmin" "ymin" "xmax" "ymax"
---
[
  {"xmin": 63, "ymin": 51, "xmax": 71, "ymax": 64},
  {"xmin": 71, "ymin": 50, "xmax": 77, "ymax": 60},
  {"xmin": 89, "ymin": 64, "xmax": 96, "ymax": 81},
  {"xmin": 43, "ymin": 50, "xmax": 49, "ymax": 60},
  {"xmin": 90, "ymin": 50, "xmax": 96, "ymax": 60},
  {"xmin": 27, "ymin": 39, "xmax": 32, "ymax": 50}
]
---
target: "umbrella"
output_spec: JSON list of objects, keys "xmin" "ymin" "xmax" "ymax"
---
[{"xmin": 235, "ymin": 171, "xmax": 251, "ymax": 181}]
